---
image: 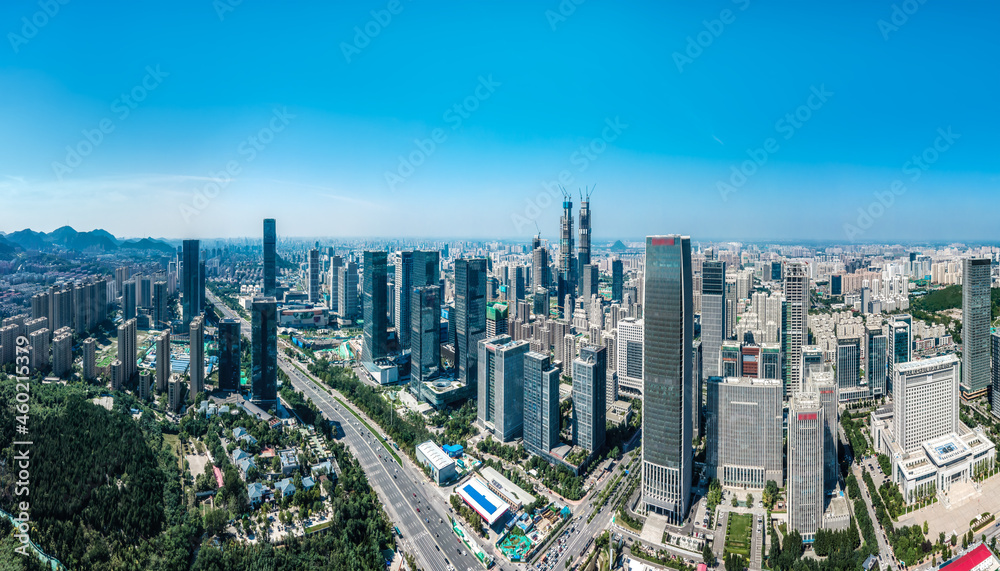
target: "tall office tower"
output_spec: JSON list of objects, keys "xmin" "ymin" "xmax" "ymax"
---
[
  {"xmin": 577, "ymin": 192, "xmax": 591, "ymax": 293},
  {"xmin": 603, "ymin": 332, "xmax": 618, "ymax": 401},
  {"xmin": 167, "ymin": 261, "xmax": 177, "ymax": 294},
  {"xmin": 642, "ymin": 235, "xmax": 693, "ymax": 524},
  {"xmin": 524, "ymin": 351, "xmax": 561, "ymax": 456},
  {"xmin": 788, "ymin": 388, "xmax": 824, "ymax": 539},
  {"xmin": 51, "ymin": 329, "xmax": 73, "ymax": 378},
  {"xmin": 139, "ymin": 276, "xmax": 152, "ymax": 309},
  {"xmin": 0, "ymin": 324, "xmax": 16, "ymax": 366},
  {"xmin": 410, "ymin": 285, "xmax": 441, "ymax": 388},
  {"xmin": 362, "ymin": 251, "xmax": 388, "ymax": 363},
  {"xmin": 701, "ymin": 260, "xmax": 726, "ymax": 379},
  {"xmin": 138, "ymin": 370, "xmax": 152, "ymax": 401},
  {"xmin": 705, "ymin": 377, "xmax": 783, "ymax": 488},
  {"xmin": 610, "ymin": 260, "xmax": 624, "ymax": 303},
  {"xmin": 894, "ymin": 355, "xmax": 960, "ymax": 452},
  {"xmin": 486, "ymin": 303, "xmax": 509, "ymax": 338},
  {"xmin": 784, "ymin": 262, "xmax": 809, "ymax": 396},
  {"xmin": 122, "ymin": 280, "xmax": 137, "ymax": 321},
  {"xmin": 572, "ymin": 345, "xmax": 607, "ymax": 453},
  {"xmin": 156, "ymin": 331, "xmax": 171, "ymax": 392},
  {"xmin": 152, "ymin": 280, "xmax": 168, "ymax": 329},
  {"xmin": 476, "ymin": 335, "xmax": 529, "ymax": 442},
  {"xmin": 810, "ymin": 369, "xmax": 839, "ymax": 495},
  {"xmin": 110, "ymin": 359, "xmax": 123, "ymax": 391},
  {"xmin": 118, "ymin": 318, "xmax": 137, "ymax": 384},
  {"xmin": 993, "ymin": 332, "xmax": 1000, "ymax": 419},
  {"xmin": 835, "ymin": 337, "xmax": 862, "ymax": 401},
  {"xmin": 867, "ymin": 327, "xmax": 888, "ymax": 398},
  {"xmin": 455, "ymin": 258, "xmax": 488, "ymax": 391},
  {"xmin": 887, "ymin": 317, "xmax": 911, "ymax": 394},
  {"xmin": 412, "ymin": 250, "xmax": 440, "ymax": 290},
  {"xmin": 616, "ymin": 317, "xmax": 643, "ymax": 397},
  {"xmin": 337, "ymin": 261, "xmax": 359, "ymax": 323},
  {"xmin": 581, "ymin": 264, "xmax": 599, "ymax": 299},
  {"xmin": 199, "ymin": 260, "xmax": 206, "ymax": 312},
  {"xmin": 168, "ymin": 376, "xmax": 184, "ymax": 412},
  {"xmin": 328, "ymin": 255, "xmax": 343, "ymax": 313},
  {"xmin": 395, "ymin": 251, "xmax": 413, "ymax": 348},
  {"xmin": 189, "ymin": 316, "xmax": 205, "ymax": 396},
  {"xmin": 82, "ymin": 337, "xmax": 96, "ymax": 381},
  {"xmin": 962, "ymin": 258, "xmax": 992, "ymax": 397},
  {"xmin": 29, "ymin": 328, "xmax": 49, "ymax": 372},
  {"xmin": 513, "ymin": 265, "xmax": 526, "ymax": 302},
  {"xmin": 307, "ymin": 248, "xmax": 321, "ymax": 304},
  {"xmin": 182, "ymin": 239, "xmax": 201, "ymax": 330},
  {"xmin": 532, "ymin": 243, "xmax": 549, "ymax": 291},
  {"xmin": 532, "ymin": 286, "xmax": 550, "ymax": 319},
  {"xmin": 724, "ymin": 280, "xmax": 737, "ymax": 339},
  {"xmin": 559, "ymin": 192, "xmax": 575, "ymax": 295},
  {"xmin": 251, "ymin": 297, "xmax": 278, "ymax": 406},
  {"xmin": 218, "ymin": 318, "xmax": 241, "ymax": 392},
  {"xmin": 263, "ymin": 219, "xmax": 276, "ymax": 297}
]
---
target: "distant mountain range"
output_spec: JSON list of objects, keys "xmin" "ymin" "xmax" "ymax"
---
[{"xmin": 0, "ymin": 226, "xmax": 174, "ymax": 254}]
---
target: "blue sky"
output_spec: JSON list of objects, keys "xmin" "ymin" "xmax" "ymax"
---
[{"xmin": 0, "ymin": 0, "xmax": 997, "ymax": 242}]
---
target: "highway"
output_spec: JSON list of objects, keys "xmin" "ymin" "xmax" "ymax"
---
[{"xmin": 206, "ymin": 290, "xmax": 472, "ymax": 571}]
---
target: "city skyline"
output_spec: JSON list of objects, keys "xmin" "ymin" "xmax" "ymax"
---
[{"xmin": 2, "ymin": 2, "xmax": 999, "ymax": 240}]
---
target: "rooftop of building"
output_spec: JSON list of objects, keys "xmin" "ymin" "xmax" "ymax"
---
[
  {"xmin": 896, "ymin": 353, "xmax": 959, "ymax": 373},
  {"xmin": 416, "ymin": 440, "xmax": 455, "ymax": 471}
]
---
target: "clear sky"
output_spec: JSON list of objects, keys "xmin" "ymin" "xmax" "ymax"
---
[{"xmin": 1, "ymin": 0, "xmax": 998, "ymax": 242}]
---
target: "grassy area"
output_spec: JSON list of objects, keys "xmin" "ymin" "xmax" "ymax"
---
[
  {"xmin": 305, "ymin": 520, "xmax": 335, "ymax": 534},
  {"xmin": 332, "ymin": 395, "xmax": 402, "ymax": 464},
  {"xmin": 725, "ymin": 513, "xmax": 753, "ymax": 557},
  {"xmin": 163, "ymin": 433, "xmax": 182, "ymax": 469}
]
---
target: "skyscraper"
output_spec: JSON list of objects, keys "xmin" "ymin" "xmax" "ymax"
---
[
  {"xmin": 559, "ymin": 193, "xmax": 575, "ymax": 297},
  {"xmin": 705, "ymin": 376, "xmax": 783, "ymax": 488},
  {"xmin": 118, "ymin": 318, "xmax": 137, "ymax": 384},
  {"xmin": 616, "ymin": 317, "xmax": 643, "ymax": 397},
  {"xmin": 82, "ymin": 337, "xmax": 96, "ymax": 381},
  {"xmin": 894, "ymin": 355, "xmax": 959, "ymax": 453},
  {"xmin": 182, "ymin": 239, "xmax": 201, "ymax": 330},
  {"xmin": 835, "ymin": 337, "xmax": 862, "ymax": 402},
  {"xmin": 962, "ymin": 258, "xmax": 991, "ymax": 397},
  {"xmin": 189, "ymin": 315, "xmax": 205, "ymax": 396},
  {"xmin": 993, "ymin": 332, "xmax": 1000, "ymax": 420},
  {"xmin": 308, "ymin": 248, "xmax": 321, "ymax": 304},
  {"xmin": 611, "ymin": 259, "xmax": 623, "ymax": 303},
  {"xmin": 263, "ymin": 219, "xmax": 276, "ymax": 297},
  {"xmin": 52, "ymin": 329, "xmax": 72, "ymax": 378},
  {"xmin": 455, "ymin": 258, "xmax": 487, "ymax": 393},
  {"xmin": 581, "ymin": 264, "xmax": 598, "ymax": 299},
  {"xmin": 410, "ymin": 285, "xmax": 441, "ymax": 388},
  {"xmin": 532, "ymin": 241, "xmax": 549, "ymax": 292},
  {"xmin": 788, "ymin": 388, "xmax": 824, "ymax": 539},
  {"xmin": 642, "ymin": 235, "xmax": 693, "ymax": 524},
  {"xmin": 867, "ymin": 327, "xmax": 888, "ymax": 399},
  {"xmin": 152, "ymin": 280, "xmax": 168, "ymax": 329},
  {"xmin": 486, "ymin": 302, "xmax": 509, "ymax": 338},
  {"xmin": 477, "ymin": 335, "xmax": 529, "ymax": 442},
  {"xmin": 887, "ymin": 317, "xmax": 911, "ymax": 394},
  {"xmin": 251, "ymin": 296, "xmax": 278, "ymax": 407},
  {"xmin": 218, "ymin": 318, "xmax": 241, "ymax": 392},
  {"xmin": 156, "ymin": 331, "xmax": 171, "ymax": 392},
  {"xmin": 784, "ymin": 262, "xmax": 809, "ymax": 397},
  {"xmin": 577, "ymin": 192, "xmax": 591, "ymax": 295},
  {"xmin": 395, "ymin": 251, "xmax": 413, "ymax": 349},
  {"xmin": 362, "ymin": 251, "xmax": 388, "ymax": 363},
  {"xmin": 338, "ymin": 261, "xmax": 359, "ymax": 323},
  {"xmin": 122, "ymin": 279, "xmax": 137, "ymax": 321},
  {"xmin": 701, "ymin": 260, "xmax": 726, "ymax": 379},
  {"xmin": 572, "ymin": 345, "xmax": 607, "ymax": 453},
  {"xmin": 328, "ymin": 255, "xmax": 342, "ymax": 313},
  {"xmin": 524, "ymin": 351, "xmax": 561, "ymax": 456}
]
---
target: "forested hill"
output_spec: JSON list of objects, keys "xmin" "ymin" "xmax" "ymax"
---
[{"xmin": 0, "ymin": 379, "xmax": 392, "ymax": 571}]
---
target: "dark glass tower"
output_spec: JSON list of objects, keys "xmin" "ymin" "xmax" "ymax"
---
[
  {"xmin": 577, "ymin": 194, "xmax": 591, "ymax": 295},
  {"xmin": 559, "ymin": 193, "xmax": 575, "ymax": 298},
  {"xmin": 455, "ymin": 258, "xmax": 487, "ymax": 393},
  {"xmin": 611, "ymin": 259, "xmax": 623, "ymax": 303},
  {"xmin": 701, "ymin": 260, "xmax": 726, "ymax": 379},
  {"xmin": 263, "ymin": 219, "xmax": 276, "ymax": 297},
  {"xmin": 181, "ymin": 239, "xmax": 201, "ymax": 330},
  {"xmin": 362, "ymin": 251, "xmax": 388, "ymax": 363},
  {"xmin": 251, "ymin": 296, "xmax": 277, "ymax": 406},
  {"xmin": 218, "ymin": 318, "xmax": 241, "ymax": 392},
  {"xmin": 641, "ymin": 235, "xmax": 693, "ymax": 525},
  {"xmin": 410, "ymin": 285, "xmax": 441, "ymax": 390}
]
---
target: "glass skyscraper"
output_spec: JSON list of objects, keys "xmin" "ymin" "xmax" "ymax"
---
[
  {"xmin": 218, "ymin": 318, "xmax": 241, "ymax": 392},
  {"xmin": 701, "ymin": 260, "xmax": 726, "ymax": 379},
  {"xmin": 641, "ymin": 235, "xmax": 693, "ymax": 525},
  {"xmin": 263, "ymin": 219, "xmax": 276, "ymax": 297},
  {"xmin": 455, "ymin": 258, "xmax": 487, "ymax": 394},
  {"xmin": 251, "ymin": 296, "xmax": 277, "ymax": 406},
  {"xmin": 362, "ymin": 251, "xmax": 388, "ymax": 363},
  {"xmin": 181, "ymin": 239, "xmax": 201, "ymax": 330},
  {"xmin": 962, "ymin": 258, "xmax": 991, "ymax": 397}
]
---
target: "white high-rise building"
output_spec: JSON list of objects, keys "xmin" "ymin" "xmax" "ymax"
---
[
  {"xmin": 894, "ymin": 355, "xmax": 959, "ymax": 453},
  {"xmin": 616, "ymin": 317, "xmax": 643, "ymax": 397}
]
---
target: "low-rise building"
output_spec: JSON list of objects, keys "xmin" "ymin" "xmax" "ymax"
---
[{"xmin": 416, "ymin": 440, "xmax": 457, "ymax": 485}]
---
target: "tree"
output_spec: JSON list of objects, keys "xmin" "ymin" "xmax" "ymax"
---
[
  {"xmin": 951, "ymin": 533, "xmax": 958, "ymax": 547},
  {"xmin": 732, "ymin": 495, "xmax": 740, "ymax": 507},
  {"xmin": 763, "ymin": 480, "xmax": 779, "ymax": 508},
  {"xmin": 923, "ymin": 520, "xmax": 929, "ymax": 534},
  {"xmin": 703, "ymin": 542, "xmax": 715, "ymax": 566},
  {"xmin": 747, "ymin": 493, "xmax": 754, "ymax": 507}
]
